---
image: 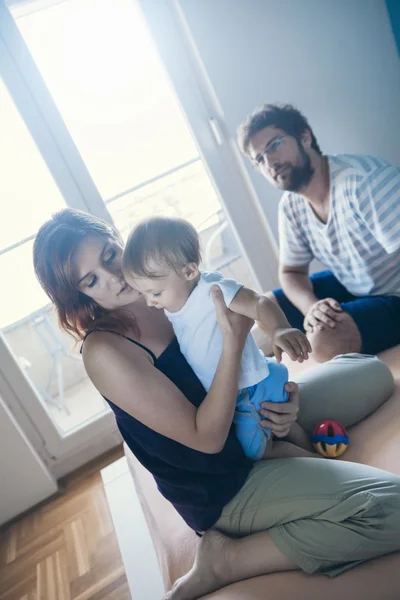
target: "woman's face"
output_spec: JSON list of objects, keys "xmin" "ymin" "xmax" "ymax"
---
[{"xmin": 73, "ymin": 234, "xmax": 141, "ymax": 309}]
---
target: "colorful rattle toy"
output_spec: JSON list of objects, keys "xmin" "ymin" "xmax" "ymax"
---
[{"xmin": 312, "ymin": 420, "xmax": 349, "ymax": 458}]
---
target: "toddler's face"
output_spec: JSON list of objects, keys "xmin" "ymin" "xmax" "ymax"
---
[{"xmin": 124, "ymin": 262, "xmax": 197, "ymax": 312}]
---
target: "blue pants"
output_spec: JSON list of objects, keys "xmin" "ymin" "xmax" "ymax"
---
[
  {"xmin": 234, "ymin": 359, "xmax": 289, "ymax": 460},
  {"xmin": 273, "ymin": 270, "xmax": 400, "ymax": 355}
]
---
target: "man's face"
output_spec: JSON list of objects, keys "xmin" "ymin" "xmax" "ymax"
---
[{"xmin": 247, "ymin": 126, "xmax": 314, "ymax": 192}]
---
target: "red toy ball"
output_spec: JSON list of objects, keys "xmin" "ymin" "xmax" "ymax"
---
[{"xmin": 312, "ymin": 420, "xmax": 349, "ymax": 458}]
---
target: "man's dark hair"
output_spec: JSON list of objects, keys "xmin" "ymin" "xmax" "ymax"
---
[{"xmin": 237, "ymin": 103, "xmax": 322, "ymax": 157}]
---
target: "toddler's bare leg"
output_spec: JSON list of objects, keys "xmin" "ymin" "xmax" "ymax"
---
[
  {"xmin": 286, "ymin": 422, "xmax": 315, "ymax": 452},
  {"xmin": 262, "ymin": 421, "xmax": 321, "ymax": 459},
  {"xmin": 263, "ymin": 440, "xmax": 322, "ymax": 459}
]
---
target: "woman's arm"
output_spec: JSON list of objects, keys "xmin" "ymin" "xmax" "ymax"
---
[{"xmin": 83, "ymin": 287, "xmax": 252, "ymax": 454}]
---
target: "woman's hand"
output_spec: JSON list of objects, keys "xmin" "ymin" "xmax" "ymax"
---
[
  {"xmin": 212, "ymin": 286, "xmax": 253, "ymax": 349},
  {"xmin": 259, "ymin": 382, "xmax": 300, "ymax": 437}
]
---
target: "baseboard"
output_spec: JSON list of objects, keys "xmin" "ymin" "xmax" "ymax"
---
[{"xmin": 52, "ymin": 430, "xmax": 122, "ymax": 478}]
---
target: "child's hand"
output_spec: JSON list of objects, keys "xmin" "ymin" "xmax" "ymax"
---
[{"xmin": 272, "ymin": 328, "xmax": 312, "ymax": 363}]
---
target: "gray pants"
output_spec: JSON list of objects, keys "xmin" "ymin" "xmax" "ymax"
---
[{"xmin": 215, "ymin": 354, "xmax": 400, "ymax": 576}]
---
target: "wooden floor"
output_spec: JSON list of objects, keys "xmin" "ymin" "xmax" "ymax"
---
[{"xmin": 0, "ymin": 446, "xmax": 131, "ymax": 600}]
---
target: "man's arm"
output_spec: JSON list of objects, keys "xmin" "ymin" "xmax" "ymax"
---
[
  {"xmin": 278, "ymin": 263, "xmax": 317, "ymax": 315},
  {"xmin": 277, "ymin": 202, "xmax": 318, "ymax": 316},
  {"xmin": 279, "ymin": 264, "xmax": 344, "ymax": 331}
]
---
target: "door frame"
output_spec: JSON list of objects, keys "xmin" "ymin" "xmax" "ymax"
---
[
  {"xmin": 138, "ymin": 0, "xmax": 280, "ymax": 290},
  {"xmin": 0, "ymin": 0, "xmax": 278, "ymax": 474},
  {"xmin": 0, "ymin": 2, "xmax": 121, "ymax": 470}
]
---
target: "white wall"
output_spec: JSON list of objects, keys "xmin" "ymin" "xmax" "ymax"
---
[
  {"xmin": 178, "ymin": 0, "xmax": 400, "ymax": 240},
  {"xmin": 0, "ymin": 392, "xmax": 57, "ymax": 525}
]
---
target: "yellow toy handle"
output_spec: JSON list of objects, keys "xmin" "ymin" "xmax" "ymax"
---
[{"xmin": 314, "ymin": 442, "xmax": 348, "ymax": 458}]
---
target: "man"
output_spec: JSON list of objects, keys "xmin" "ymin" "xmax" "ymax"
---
[{"xmin": 238, "ymin": 104, "xmax": 400, "ymax": 361}]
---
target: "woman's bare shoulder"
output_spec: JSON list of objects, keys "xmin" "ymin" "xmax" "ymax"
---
[
  {"xmin": 82, "ymin": 330, "xmax": 151, "ymax": 374},
  {"xmin": 82, "ymin": 331, "xmax": 205, "ymax": 451}
]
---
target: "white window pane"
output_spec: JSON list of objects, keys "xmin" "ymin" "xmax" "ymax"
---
[
  {"xmin": 0, "ymin": 240, "xmax": 50, "ymax": 329},
  {"xmin": 12, "ymin": 0, "xmax": 257, "ymax": 292},
  {"xmin": 108, "ymin": 159, "xmax": 255, "ymax": 289},
  {"xmin": 0, "ymin": 79, "xmax": 65, "ymax": 247},
  {"xmin": 13, "ymin": 0, "xmax": 199, "ymax": 200},
  {"xmin": 0, "ymin": 76, "xmax": 107, "ymax": 434},
  {"xmin": 108, "ymin": 159, "xmax": 221, "ymax": 240}
]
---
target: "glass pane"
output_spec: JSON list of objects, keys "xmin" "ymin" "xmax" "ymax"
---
[
  {"xmin": 0, "ymin": 78, "xmax": 66, "ymax": 246},
  {"xmin": 10, "ymin": 0, "xmax": 256, "ymax": 289},
  {"xmin": 109, "ymin": 159, "xmax": 255, "ymax": 289},
  {"xmin": 12, "ymin": 0, "xmax": 199, "ymax": 200},
  {"xmin": 0, "ymin": 78, "xmax": 107, "ymax": 434},
  {"xmin": 0, "ymin": 240, "xmax": 49, "ymax": 329}
]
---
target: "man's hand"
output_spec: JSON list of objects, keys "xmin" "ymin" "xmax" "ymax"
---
[
  {"xmin": 304, "ymin": 298, "xmax": 344, "ymax": 333},
  {"xmin": 272, "ymin": 327, "xmax": 312, "ymax": 363}
]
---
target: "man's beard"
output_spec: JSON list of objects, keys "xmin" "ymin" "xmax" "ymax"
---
[{"xmin": 274, "ymin": 144, "xmax": 314, "ymax": 192}]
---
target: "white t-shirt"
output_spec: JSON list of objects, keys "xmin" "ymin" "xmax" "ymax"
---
[
  {"xmin": 279, "ymin": 154, "xmax": 400, "ymax": 296},
  {"xmin": 165, "ymin": 272, "xmax": 269, "ymax": 392}
]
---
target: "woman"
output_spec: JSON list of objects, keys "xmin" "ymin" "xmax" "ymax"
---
[{"xmin": 34, "ymin": 208, "xmax": 400, "ymax": 600}]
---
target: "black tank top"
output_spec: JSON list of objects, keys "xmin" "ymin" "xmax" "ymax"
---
[{"xmin": 83, "ymin": 331, "xmax": 252, "ymax": 531}]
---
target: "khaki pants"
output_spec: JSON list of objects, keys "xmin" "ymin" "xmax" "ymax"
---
[{"xmin": 215, "ymin": 354, "xmax": 400, "ymax": 576}]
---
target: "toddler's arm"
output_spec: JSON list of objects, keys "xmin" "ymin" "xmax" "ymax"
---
[{"xmin": 229, "ymin": 287, "xmax": 311, "ymax": 362}]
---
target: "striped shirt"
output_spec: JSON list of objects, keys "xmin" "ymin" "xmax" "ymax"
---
[{"xmin": 278, "ymin": 154, "xmax": 400, "ymax": 297}]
